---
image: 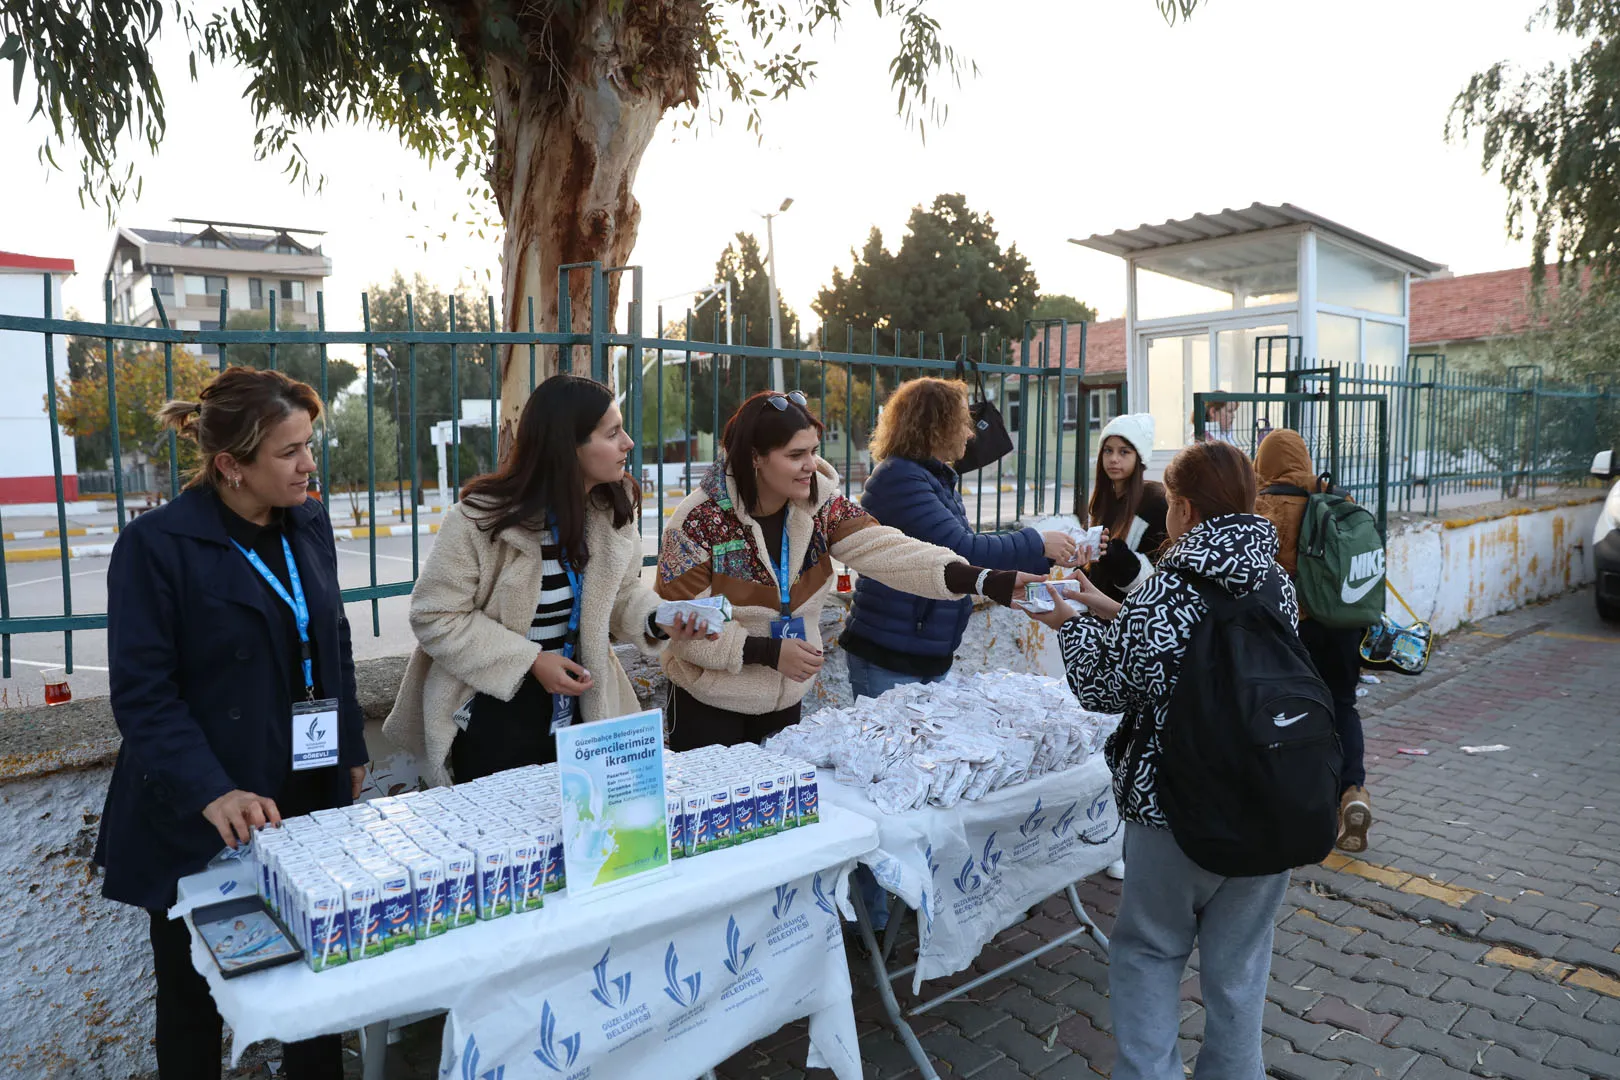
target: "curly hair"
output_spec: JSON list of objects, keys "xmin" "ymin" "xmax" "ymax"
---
[{"xmin": 868, "ymin": 377, "xmax": 974, "ymax": 464}]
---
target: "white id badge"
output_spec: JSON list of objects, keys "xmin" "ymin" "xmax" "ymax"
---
[{"xmin": 291, "ymin": 698, "xmax": 342, "ymax": 771}]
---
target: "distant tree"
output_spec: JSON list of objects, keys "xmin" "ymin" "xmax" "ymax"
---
[
  {"xmin": 363, "ymin": 273, "xmax": 496, "ymax": 489},
  {"xmin": 683, "ymin": 232, "xmax": 801, "ymax": 433},
  {"xmin": 220, "ymin": 309, "xmax": 359, "ymax": 402},
  {"xmin": 1032, "ymin": 294, "xmax": 1097, "ymax": 325},
  {"xmin": 1450, "ymin": 1, "xmax": 1620, "ymax": 279},
  {"xmin": 62, "ymin": 309, "xmax": 112, "ymax": 467},
  {"xmin": 326, "ymin": 394, "xmax": 404, "ymax": 524},
  {"xmin": 54, "ymin": 345, "xmax": 214, "ymax": 493},
  {"xmin": 814, "ymin": 194, "xmax": 1040, "ymax": 355}
]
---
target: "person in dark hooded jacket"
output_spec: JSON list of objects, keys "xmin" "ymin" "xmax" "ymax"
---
[
  {"xmin": 1254, "ymin": 428, "xmax": 1372, "ymax": 853},
  {"xmin": 1020, "ymin": 440, "xmax": 1297, "ymax": 1080}
]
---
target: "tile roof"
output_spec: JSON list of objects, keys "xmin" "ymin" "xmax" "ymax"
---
[
  {"xmin": 989, "ymin": 319, "xmax": 1126, "ymax": 380},
  {"xmin": 1409, "ymin": 266, "xmax": 1558, "ymax": 346}
]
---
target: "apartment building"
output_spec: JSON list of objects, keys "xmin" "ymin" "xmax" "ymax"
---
[{"xmin": 104, "ymin": 219, "xmax": 333, "ymax": 362}]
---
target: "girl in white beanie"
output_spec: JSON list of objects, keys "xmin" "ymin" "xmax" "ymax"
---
[{"xmin": 1085, "ymin": 413, "xmax": 1169, "ymax": 604}]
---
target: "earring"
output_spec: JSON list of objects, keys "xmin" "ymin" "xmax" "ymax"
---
[{"xmin": 231, "ymin": 475, "xmax": 241, "ymax": 489}]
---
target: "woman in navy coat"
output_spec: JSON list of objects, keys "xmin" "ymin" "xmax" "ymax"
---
[
  {"xmin": 96, "ymin": 367, "xmax": 363, "ymax": 1080},
  {"xmin": 841, "ymin": 377, "xmax": 1075, "ymax": 699}
]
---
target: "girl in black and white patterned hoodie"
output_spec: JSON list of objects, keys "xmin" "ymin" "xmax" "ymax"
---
[{"xmin": 1021, "ymin": 440, "xmax": 1299, "ymax": 1080}]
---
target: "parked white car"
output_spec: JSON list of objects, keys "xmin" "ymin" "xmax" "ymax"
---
[{"xmin": 1594, "ymin": 450, "xmax": 1620, "ymax": 622}]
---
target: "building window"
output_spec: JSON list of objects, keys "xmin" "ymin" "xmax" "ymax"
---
[
  {"xmin": 199, "ymin": 319, "xmax": 220, "ymax": 359},
  {"xmin": 151, "ymin": 268, "xmax": 174, "ymax": 300},
  {"xmin": 273, "ymin": 241, "xmax": 301, "ymax": 254},
  {"xmin": 203, "ymin": 275, "xmax": 227, "ymax": 300},
  {"xmin": 279, "ymin": 280, "xmax": 306, "ymax": 303},
  {"xmin": 249, "ymin": 278, "xmax": 264, "ymax": 309},
  {"xmin": 1088, "ymin": 388, "xmax": 1120, "ymax": 430},
  {"xmin": 1004, "ymin": 388, "xmax": 1021, "ymax": 432}
]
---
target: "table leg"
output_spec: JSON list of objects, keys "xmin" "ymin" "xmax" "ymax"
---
[
  {"xmin": 906, "ymin": 884, "xmax": 1113, "ymax": 1018},
  {"xmin": 361, "ymin": 1019, "xmax": 388, "ymax": 1080},
  {"xmin": 850, "ymin": 885, "xmax": 940, "ymax": 1080},
  {"xmin": 1066, "ymin": 883, "xmax": 1110, "ymax": 953}
]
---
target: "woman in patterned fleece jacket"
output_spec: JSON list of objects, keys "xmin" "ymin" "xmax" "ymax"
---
[
  {"xmin": 1020, "ymin": 440, "xmax": 1299, "ymax": 1080},
  {"xmin": 657, "ymin": 390, "xmax": 1033, "ymax": 749}
]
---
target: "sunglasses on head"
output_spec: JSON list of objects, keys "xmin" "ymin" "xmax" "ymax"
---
[{"xmin": 765, "ymin": 391, "xmax": 809, "ymax": 412}]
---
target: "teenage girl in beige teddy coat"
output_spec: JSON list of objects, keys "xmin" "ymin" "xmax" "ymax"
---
[{"xmin": 384, "ymin": 375, "xmax": 709, "ymax": 785}]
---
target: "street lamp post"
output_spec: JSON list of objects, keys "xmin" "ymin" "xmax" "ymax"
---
[
  {"xmin": 760, "ymin": 197, "xmax": 793, "ymax": 392},
  {"xmin": 374, "ymin": 347, "xmax": 407, "ymax": 520}
]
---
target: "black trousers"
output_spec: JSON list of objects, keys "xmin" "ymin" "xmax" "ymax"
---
[
  {"xmin": 451, "ymin": 673, "xmax": 561, "ymax": 783},
  {"xmin": 667, "ymin": 685, "xmax": 801, "ymax": 751},
  {"xmin": 147, "ymin": 910, "xmax": 343, "ymax": 1079},
  {"xmin": 1299, "ymin": 618, "xmax": 1367, "ymax": 792},
  {"xmin": 145, "ymin": 766, "xmax": 345, "ymax": 1079}
]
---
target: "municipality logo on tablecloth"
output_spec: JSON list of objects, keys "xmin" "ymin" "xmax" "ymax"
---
[
  {"xmin": 722, "ymin": 916, "xmax": 755, "ymax": 977},
  {"xmin": 661, "ymin": 943, "xmax": 701, "ymax": 1008},
  {"xmin": 532, "ymin": 1002, "xmax": 582, "ymax": 1074},
  {"xmin": 1052, "ymin": 801, "xmax": 1078, "ymax": 839},
  {"xmin": 1019, "ymin": 798, "xmax": 1047, "ymax": 838},
  {"xmin": 772, "ymin": 883, "xmax": 796, "ymax": 919},
  {"xmin": 589, "ymin": 948, "xmax": 632, "ymax": 1010},
  {"xmin": 458, "ymin": 1033, "xmax": 505, "ymax": 1080},
  {"xmin": 811, "ymin": 872, "xmax": 836, "ymax": 915}
]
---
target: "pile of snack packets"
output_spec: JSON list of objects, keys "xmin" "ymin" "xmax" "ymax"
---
[
  {"xmin": 765, "ymin": 671, "xmax": 1118, "ymax": 815},
  {"xmin": 254, "ymin": 745, "xmax": 818, "ymax": 973}
]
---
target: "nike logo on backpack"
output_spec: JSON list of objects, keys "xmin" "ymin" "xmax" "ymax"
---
[
  {"xmin": 1273, "ymin": 712, "xmax": 1307, "ymax": 727},
  {"xmin": 1341, "ymin": 550, "xmax": 1386, "ymax": 604}
]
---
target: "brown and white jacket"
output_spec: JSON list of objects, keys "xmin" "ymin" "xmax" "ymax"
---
[
  {"xmin": 656, "ymin": 458, "xmax": 967, "ymax": 715},
  {"xmin": 383, "ymin": 487, "xmax": 662, "ymax": 786}
]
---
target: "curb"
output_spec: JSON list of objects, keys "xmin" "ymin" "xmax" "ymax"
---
[
  {"xmin": 1, "ymin": 525, "xmax": 119, "ymax": 542},
  {"xmin": 4, "ymin": 523, "xmax": 443, "ymax": 563},
  {"xmin": 5, "ymin": 543, "xmax": 118, "ymax": 564},
  {"xmin": 331, "ymin": 524, "xmax": 442, "ymax": 541}
]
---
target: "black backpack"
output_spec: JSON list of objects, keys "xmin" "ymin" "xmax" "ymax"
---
[{"xmin": 1159, "ymin": 572, "xmax": 1341, "ymax": 877}]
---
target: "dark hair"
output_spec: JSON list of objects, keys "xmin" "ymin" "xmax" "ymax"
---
[
  {"xmin": 720, "ymin": 391, "xmax": 825, "ymax": 514},
  {"xmin": 459, "ymin": 374, "xmax": 638, "ymax": 566},
  {"xmin": 158, "ymin": 366, "xmax": 322, "ymax": 490},
  {"xmin": 1087, "ymin": 435, "xmax": 1146, "ymax": 537},
  {"xmin": 1162, "ymin": 440, "xmax": 1257, "ymax": 522}
]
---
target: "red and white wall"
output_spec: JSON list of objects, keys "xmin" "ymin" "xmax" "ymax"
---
[{"xmin": 0, "ymin": 252, "xmax": 78, "ymax": 504}]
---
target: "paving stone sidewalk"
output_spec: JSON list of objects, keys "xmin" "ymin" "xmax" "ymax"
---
[{"xmin": 215, "ymin": 588, "xmax": 1620, "ymax": 1080}]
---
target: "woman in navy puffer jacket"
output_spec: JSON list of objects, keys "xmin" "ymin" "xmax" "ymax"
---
[{"xmin": 842, "ymin": 377, "xmax": 1075, "ymax": 700}]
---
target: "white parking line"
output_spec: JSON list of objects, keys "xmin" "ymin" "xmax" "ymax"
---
[
  {"xmin": 8, "ymin": 568, "xmax": 110, "ymax": 588},
  {"xmin": 7, "ymin": 658, "xmax": 111, "ymax": 672},
  {"xmin": 334, "ymin": 547, "xmax": 420, "ymax": 565}
]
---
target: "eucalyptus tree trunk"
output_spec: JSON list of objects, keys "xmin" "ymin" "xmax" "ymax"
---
[{"xmin": 483, "ymin": 0, "xmax": 702, "ymax": 449}]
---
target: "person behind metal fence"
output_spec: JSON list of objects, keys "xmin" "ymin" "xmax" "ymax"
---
[
  {"xmin": 654, "ymin": 389, "xmax": 1042, "ymax": 750},
  {"xmin": 839, "ymin": 376, "xmax": 1071, "ymax": 701},
  {"xmin": 1253, "ymin": 428, "xmax": 1372, "ymax": 853},
  {"xmin": 95, "ymin": 366, "xmax": 365, "ymax": 1079},
  {"xmin": 1019, "ymin": 440, "xmax": 1298, "ymax": 1080},
  {"xmin": 1083, "ymin": 413, "xmax": 1169, "ymax": 604},
  {"xmin": 384, "ymin": 374, "xmax": 712, "ymax": 785}
]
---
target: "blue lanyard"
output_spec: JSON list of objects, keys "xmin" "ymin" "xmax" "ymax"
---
[
  {"xmin": 777, "ymin": 535, "xmax": 793, "ymax": 617},
  {"xmin": 550, "ymin": 523, "xmax": 584, "ymax": 660},
  {"xmin": 231, "ymin": 535, "xmax": 314, "ymax": 698}
]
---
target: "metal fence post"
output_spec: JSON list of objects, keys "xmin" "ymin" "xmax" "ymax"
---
[
  {"xmin": 42, "ymin": 273, "xmax": 74, "ymax": 672},
  {"xmin": 103, "ymin": 278, "xmax": 126, "ymax": 526}
]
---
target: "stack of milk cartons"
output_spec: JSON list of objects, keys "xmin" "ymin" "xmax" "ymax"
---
[
  {"xmin": 255, "ymin": 774, "xmax": 565, "ymax": 972},
  {"xmin": 663, "ymin": 743, "xmax": 820, "ymax": 859}
]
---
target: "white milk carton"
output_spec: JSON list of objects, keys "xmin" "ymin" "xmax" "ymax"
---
[
  {"xmin": 511, "ymin": 838, "xmax": 545, "ymax": 913},
  {"xmin": 403, "ymin": 854, "xmax": 448, "ymax": 939},
  {"xmin": 754, "ymin": 773, "xmax": 784, "ymax": 836},
  {"xmin": 474, "ymin": 840, "xmax": 513, "ymax": 920},
  {"xmin": 796, "ymin": 765, "xmax": 820, "ymax": 825},
  {"xmin": 730, "ymin": 778, "xmax": 756, "ymax": 846}
]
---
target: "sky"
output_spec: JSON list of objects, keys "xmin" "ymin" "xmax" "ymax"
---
[{"xmin": 0, "ymin": 0, "xmax": 1571, "ymax": 346}]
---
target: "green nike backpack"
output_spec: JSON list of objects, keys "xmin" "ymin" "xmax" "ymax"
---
[{"xmin": 1264, "ymin": 475, "xmax": 1386, "ymax": 629}]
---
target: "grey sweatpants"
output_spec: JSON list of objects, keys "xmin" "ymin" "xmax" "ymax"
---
[{"xmin": 1110, "ymin": 822, "xmax": 1290, "ymax": 1080}]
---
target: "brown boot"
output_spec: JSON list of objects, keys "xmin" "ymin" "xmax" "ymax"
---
[{"xmin": 1337, "ymin": 786, "xmax": 1373, "ymax": 853}]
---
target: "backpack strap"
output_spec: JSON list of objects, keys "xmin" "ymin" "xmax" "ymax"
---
[{"xmin": 1261, "ymin": 483, "xmax": 1312, "ymax": 498}]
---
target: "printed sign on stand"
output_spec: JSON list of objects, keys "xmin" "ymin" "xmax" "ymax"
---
[{"xmin": 554, "ymin": 709, "xmax": 671, "ymax": 898}]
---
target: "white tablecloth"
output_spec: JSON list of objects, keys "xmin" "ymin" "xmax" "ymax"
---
[
  {"xmin": 178, "ymin": 805, "xmax": 878, "ymax": 1080},
  {"xmin": 822, "ymin": 755, "xmax": 1122, "ymax": 991}
]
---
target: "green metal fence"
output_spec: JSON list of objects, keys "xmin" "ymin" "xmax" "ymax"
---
[{"xmin": 0, "ymin": 263, "xmax": 1088, "ymax": 676}]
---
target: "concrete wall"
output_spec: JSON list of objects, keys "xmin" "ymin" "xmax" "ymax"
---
[{"xmin": 1385, "ymin": 496, "xmax": 1603, "ymax": 635}]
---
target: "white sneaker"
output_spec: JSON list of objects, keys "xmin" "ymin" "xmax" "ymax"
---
[{"xmin": 1106, "ymin": 859, "xmax": 1126, "ymax": 881}]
